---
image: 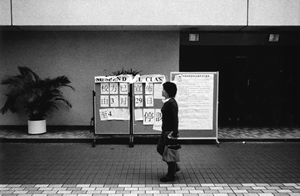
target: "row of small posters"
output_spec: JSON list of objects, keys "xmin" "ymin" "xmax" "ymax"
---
[
  {"xmin": 96, "ymin": 74, "xmax": 165, "ymax": 131},
  {"xmin": 99, "ymin": 108, "xmax": 162, "ymax": 131},
  {"xmin": 99, "ymin": 83, "xmax": 162, "ymax": 108}
]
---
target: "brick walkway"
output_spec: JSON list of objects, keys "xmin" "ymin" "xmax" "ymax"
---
[
  {"xmin": 1, "ymin": 183, "xmax": 300, "ymax": 195},
  {"xmin": 1, "ymin": 142, "xmax": 300, "ymax": 195}
]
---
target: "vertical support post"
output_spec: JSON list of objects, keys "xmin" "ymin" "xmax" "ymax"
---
[
  {"xmin": 92, "ymin": 90, "xmax": 96, "ymax": 147},
  {"xmin": 129, "ymin": 83, "xmax": 134, "ymax": 147}
]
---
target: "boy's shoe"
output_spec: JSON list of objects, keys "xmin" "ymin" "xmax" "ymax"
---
[{"xmin": 160, "ymin": 176, "xmax": 175, "ymax": 182}]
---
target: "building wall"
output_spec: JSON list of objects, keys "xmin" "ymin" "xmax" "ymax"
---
[
  {"xmin": 249, "ymin": 0, "xmax": 300, "ymax": 26},
  {"xmin": 0, "ymin": 0, "xmax": 11, "ymax": 25},
  {"xmin": 0, "ymin": 31, "xmax": 179, "ymax": 125},
  {"xmin": 1, "ymin": 0, "xmax": 300, "ymax": 28},
  {"xmin": 1, "ymin": 0, "xmax": 299, "ymax": 127},
  {"xmin": 11, "ymin": 0, "xmax": 247, "ymax": 27}
]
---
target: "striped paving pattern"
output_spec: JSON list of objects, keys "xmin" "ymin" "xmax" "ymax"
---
[
  {"xmin": 0, "ymin": 126, "xmax": 300, "ymax": 139},
  {"xmin": 1, "ymin": 183, "xmax": 300, "ymax": 195}
]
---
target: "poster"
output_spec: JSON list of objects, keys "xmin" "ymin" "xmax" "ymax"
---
[
  {"xmin": 100, "ymin": 83, "xmax": 109, "ymax": 94},
  {"xmin": 119, "ymin": 83, "xmax": 128, "ymax": 94},
  {"xmin": 174, "ymin": 74, "xmax": 214, "ymax": 130},
  {"xmin": 110, "ymin": 95, "xmax": 119, "ymax": 107},
  {"xmin": 153, "ymin": 83, "xmax": 163, "ymax": 99},
  {"xmin": 145, "ymin": 83, "xmax": 154, "ymax": 94},
  {"xmin": 134, "ymin": 109, "xmax": 143, "ymax": 121},
  {"xmin": 145, "ymin": 95, "xmax": 154, "ymax": 107},
  {"xmin": 100, "ymin": 95, "xmax": 109, "ymax": 107},
  {"xmin": 143, "ymin": 108, "xmax": 155, "ymax": 125},
  {"xmin": 135, "ymin": 95, "xmax": 143, "ymax": 107},
  {"xmin": 109, "ymin": 83, "xmax": 118, "ymax": 94},
  {"xmin": 153, "ymin": 109, "xmax": 162, "ymax": 131},
  {"xmin": 99, "ymin": 108, "xmax": 130, "ymax": 121},
  {"xmin": 134, "ymin": 83, "xmax": 143, "ymax": 94},
  {"xmin": 119, "ymin": 95, "xmax": 128, "ymax": 107}
]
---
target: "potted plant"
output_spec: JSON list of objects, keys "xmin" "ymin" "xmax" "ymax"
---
[
  {"xmin": 0, "ymin": 66, "xmax": 75, "ymax": 134},
  {"xmin": 112, "ymin": 68, "xmax": 141, "ymax": 76}
]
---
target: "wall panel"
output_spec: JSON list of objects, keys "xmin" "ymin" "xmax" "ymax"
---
[
  {"xmin": 0, "ymin": 0, "xmax": 11, "ymax": 25},
  {"xmin": 249, "ymin": 0, "xmax": 300, "ymax": 26},
  {"xmin": 0, "ymin": 31, "xmax": 179, "ymax": 125},
  {"xmin": 12, "ymin": 0, "xmax": 247, "ymax": 26}
]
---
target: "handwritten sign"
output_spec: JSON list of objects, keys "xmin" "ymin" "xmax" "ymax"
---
[
  {"xmin": 143, "ymin": 109, "xmax": 155, "ymax": 125},
  {"xmin": 119, "ymin": 83, "xmax": 128, "ymax": 94},
  {"xmin": 145, "ymin": 83, "xmax": 154, "ymax": 94},
  {"xmin": 134, "ymin": 83, "xmax": 143, "ymax": 94},
  {"xmin": 153, "ymin": 109, "xmax": 162, "ymax": 131},
  {"xmin": 135, "ymin": 95, "xmax": 143, "ymax": 107},
  {"xmin": 99, "ymin": 108, "xmax": 130, "ymax": 121},
  {"xmin": 109, "ymin": 83, "xmax": 118, "ymax": 94},
  {"xmin": 110, "ymin": 95, "xmax": 119, "ymax": 107},
  {"xmin": 119, "ymin": 95, "xmax": 128, "ymax": 107},
  {"xmin": 145, "ymin": 95, "xmax": 154, "ymax": 107},
  {"xmin": 101, "ymin": 83, "xmax": 109, "ymax": 94},
  {"xmin": 95, "ymin": 75, "xmax": 133, "ymax": 83},
  {"xmin": 100, "ymin": 95, "xmax": 109, "ymax": 107},
  {"xmin": 134, "ymin": 75, "xmax": 166, "ymax": 83}
]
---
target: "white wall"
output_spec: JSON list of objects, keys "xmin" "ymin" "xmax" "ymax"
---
[
  {"xmin": 12, "ymin": 0, "xmax": 247, "ymax": 26},
  {"xmin": 0, "ymin": 31, "xmax": 179, "ymax": 125},
  {"xmin": 248, "ymin": 0, "xmax": 300, "ymax": 26},
  {"xmin": 0, "ymin": 0, "xmax": 11, "ymax": 25},
  {"xmin": 3, "ymin": 0, "xmax": 300, "ymax": 28}
]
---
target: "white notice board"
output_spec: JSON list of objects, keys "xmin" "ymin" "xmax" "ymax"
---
[{"xmin": 171, "ymin": 72, "xmax": 219, "ymax": 140}]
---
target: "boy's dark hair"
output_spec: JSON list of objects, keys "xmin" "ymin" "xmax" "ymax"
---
[{"xmin": 163, "ymin": 82, "xmax": 177, "ymax": 98}]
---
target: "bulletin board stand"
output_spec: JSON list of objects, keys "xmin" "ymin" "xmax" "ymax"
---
[
  {"xmin": 92, "ymin": 75, "xmax": 165, "ymax": 147},
  {"xmin": 170, "ymin": 72, "xmax": 220, "ymax": 146},
  {"xmin": 92, "ymin": 73, "xmax": 219, "ymax": 147},
  {"xmin": 93, "ymin": 75, "xmax": 133, "ymax": 147}
]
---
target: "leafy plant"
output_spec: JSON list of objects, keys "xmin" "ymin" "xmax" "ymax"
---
[
  {"xmin": 0, "ymin": 66, "xmax": 75, "ymax": 120},
  {"xmin": 112, "ymin": 68, "xmax": 141, "ymax": 76}
]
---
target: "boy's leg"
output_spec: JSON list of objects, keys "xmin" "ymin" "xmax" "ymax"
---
[{"xmin": 160, "ymin": 162, "xmax": 176, "ymax": 182}]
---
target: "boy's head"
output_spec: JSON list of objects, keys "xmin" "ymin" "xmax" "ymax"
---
[{"xmin": 163, "ymin": 82, "xmax": 177, "ymax": 98}]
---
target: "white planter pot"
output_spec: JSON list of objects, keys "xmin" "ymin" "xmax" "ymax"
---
[{"xmin": 28, "ymin": 119, "xmax": 47, "ymax": 134}]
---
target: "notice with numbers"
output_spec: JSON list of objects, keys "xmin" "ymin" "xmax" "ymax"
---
[
  {"xmin": 99, "ymin": 108, "xmax": 130, "ymax": 121},
  {"xmin": 173, "ymin": 74, "xmax": 214, "ymax": 130},
  {"xmin": 110, "ymin": 95, "xmax": 119, "ymax": 107}
]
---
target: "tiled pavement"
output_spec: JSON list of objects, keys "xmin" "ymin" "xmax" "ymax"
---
[
  {"xmin": 0, "ymin": 126, "xmax": 300, "ymax": 140},
  {"xmin": 1, "ymin": 142, "xmax": 300, "ymax": 195},
  {"xmin": 1, "ymin": 183, "xmax": 300, "ymax": 196},
  {"xmin": 1, "ymin": 127, "xmax": 300, "ymax": 195}
]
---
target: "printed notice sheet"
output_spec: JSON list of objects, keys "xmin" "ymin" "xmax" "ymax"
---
[{"xmin": 174, "ymin": 74, "xmax": 214, "ymax": 130}]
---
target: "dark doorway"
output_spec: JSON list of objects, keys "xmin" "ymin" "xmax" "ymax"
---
[{"xmin": 180, "ymin": 45, "xmax": 299, "ymax": 127}]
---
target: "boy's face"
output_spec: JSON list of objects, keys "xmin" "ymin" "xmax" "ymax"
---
[{"xmin": 162, "ymin": 89, "xmax": 169, "ymax": 98}]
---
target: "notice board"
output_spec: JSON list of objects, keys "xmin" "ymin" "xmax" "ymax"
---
[
  {"xmin": 94, "ymin": 74, "xmax": 166, "ymax": 135},
  {"xmin": 170, "ymin": 72, "xmax": 219, "ymax": 140},
  {"xmin": 132, "ymin": 75, "xmax": 166, "ymax": 134},
  {"xmin": 94, "ymin": 75, "xmax": 132, "ymax": 134}
]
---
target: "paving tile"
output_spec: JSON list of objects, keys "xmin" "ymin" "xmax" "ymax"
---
[{"xmin": 1, "ymin": 128, "xmax": 300, "ymax": 195}]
